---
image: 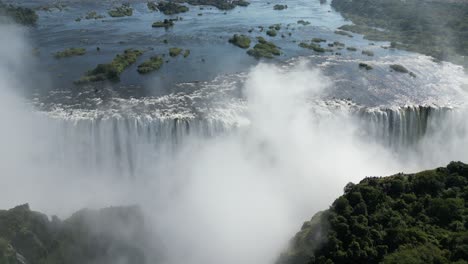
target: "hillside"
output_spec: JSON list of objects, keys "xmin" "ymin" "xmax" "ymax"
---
[
  {"xmin": 331, "ymin": 0, "xmax": 468, "ymax": 66},
  {"xmin": 0, "ymin": 204, "xmax": 152, "ymax": 264},
  {"xmin": 279, "ymin": 162, "xmax": 468, "ymax": 264}
]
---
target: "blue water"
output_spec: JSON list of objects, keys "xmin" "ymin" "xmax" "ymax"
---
[{"xmin": 12, "ymin": 0, "xmax": 465, "ymax": 107}]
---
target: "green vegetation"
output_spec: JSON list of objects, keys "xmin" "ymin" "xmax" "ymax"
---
[
  {"xmin": 85, "ymin": 11, "xmax": 105, "ymax": 20},
  {"xmin": 389, "ymin": 64, "xmax": 409, "ymax": 73},
  {"xmin": 176, "ymin": 0, "xmax": 250, "ymax": 10},
  {"xmin": 331, "ymin": 0, "xmax": 468, "ymax": 66},
  {"xmin": 147, "ymin": 1, "xmax": 158, "ymax": 11},
  {"xmin": 270, "ymin": 24, "xmax": 281, "ymax": 31},
  {"xmin": 297, "ymin": 20, "xmax": 311, "ymax": 26},
  {"xmin": 274, "ymin": 4, "xmax": 288, "ymax": 10},
  {"xmin": 183, "ymin": 49, "xmax": 191, "ymax": 57},
  {"xmin": 299, "ymin": 42, "xmax": 325, "ymax": 53},
  {"xmin": 0, "ymin": 204, "xmax": 148, "ymax": 264},
  {"xmin": 137, "ymin": 56, "xmax": 164, "ymax": 74},
  {"xmin": 267, "ymin": 29, "xmax": 277, "ymax": 37},
  {"xmin": 108, "ymin": 3, "xmax": 133, "ymax": 17},
  {"xmin": 347, "ymin": 47, "xmax": 357, "ymax": 51},
  {"xmin": 359, "ymin": 62, "xmax": 372, "ymax": 70},
  {"xmin": 279, "ymin": 162, "xmax": 468, "ymax": 264},
  {"xmin": 312, "ymin": 38, "xmax": 326, "ymax": 43},
  {"xmin": 247, "ymin": 37, "xmax": 280, "ymax": 59},
  {"xmin": 229, "ymin": 34, "xmax": 251, "ymax": 49},
  {"xmin": 54, "ymin": 48, "xmax": 86, "ymax": 58},
  {"xmin": 75, "ymin": 49, "xmax": 143, "ymax": 84},
  {"xmin": 169, "ymin": 47, "xmax": 183, "ymax": 57},
  {"xmin": 334, "ymin": 30, "xmax": 353, "ymax": 37},
  {"xmin": 333, "ymin": 41, "xmax": 345, "ymax": 47},
  {"xmin": 0, "ymin": 2, "xmax": 38, "ymax": 26},
  {"xmin": 152, "ymin": 19, "xmax": 174, "ymax": 28},
  {"xmin": 157, "ymin": 2, "xmax": 189, "ymax": 15},
  {"xmin": 362, "ymin": 50, "xmax": 374, "ymax": 56}
]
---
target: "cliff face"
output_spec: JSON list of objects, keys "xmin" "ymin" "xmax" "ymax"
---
[
  {"xmin": 0, "ymin": 204, "xmax": 152, "ymax": 264},
  {"xmin": 279, "ymin": 162, "xmax": 468, "ymax": 264}
]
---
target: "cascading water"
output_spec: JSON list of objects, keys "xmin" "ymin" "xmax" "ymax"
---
[
  {"xmin": 45, "ymin": 115, "xmax": 237, "ymax": 176},
  {"xmin": 37, "ymin": 100, "xmax": 463, "ymax": 177},
  {"xmin": 356, "ymin": 105, "xmax": 453, "ymax": 150}
]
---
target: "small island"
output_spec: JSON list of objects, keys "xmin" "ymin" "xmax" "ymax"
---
[
  {"xmin": 137, "ymin": 56, "xmax": 164, "ymax": 74},
  {"xmin": 247, "ymin": 37, "xmax": 281, "ymax": 59},
  {"xmin": 75, "ymin": 49, "xmax": 143, "ymax": 84},
  {"xmin": 152, "ymin": 19, "xmax": 174, "ymax": 28},
  {"xmin": 229, "ymin": 34, "xmax": 251, "ymax": 49},
  {"xmin": 157, "ymin": 2, "xmax": 189, "ymax": 15},
  {"xmin": 108, "ymin": 3, "xmax": 133, "ymax": 17},
  {"xmin": 54, "ymin": 48, "xmax": 86, "ymax": 58},
  {"xmin": 273, "ymin": 4, "xmax": 288, "ymax": 10}
]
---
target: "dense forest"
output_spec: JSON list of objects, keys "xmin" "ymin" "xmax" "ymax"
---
[
  {"xmin": 0, "ymin": 204, "xmax": 152, "ymax": 264},
  {"xmin": 279, "ymin": 162, "xmax": 468, "ymax": 264},
  {"xmin": 331, "ymin": 0, "xmax": 468, "ymax": 66},
  {"xmin": 0, "ymin": 1, "xmax": 37, "ymax": 25}
]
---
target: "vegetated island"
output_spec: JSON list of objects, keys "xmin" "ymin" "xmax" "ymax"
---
[
  {"xmin": 278, "ymin": 161, "xmax": 468, "ymax": 264},
  {"xmin": 108, "ymin": 3, "xmax": 133, "ymax": 17},
  {"xmin": 0, "ymin": 204, "xmax": 151, "ymax": 264},
  {"xmin": 174, "ymin": 0, "xmax": 250, "ymax": 10},
  {"xmin": 0, "ymin": 2, "xmax": 38, "ymax": 26},
  {"xmin": 247, "ymin": 37, "xmax": 281, "ymax": 59},
  {"xmin": 229, "ymin": 34, "xmax": 251, "ymax": 49},
  {"xmin": 331, "ymin": 0, "xmax": 468, "ymax": 67},
  {"xmin": 54, "ymin": 48, "xmax": 86, "ymax": 59},
  {"xmin": 75, "ymin": 49, "xmax": 143, "ymax": 84},
  {"xmin": 156, "ymin": 1, "xmax": 189, "ymax": 15},
  {"xmin": 138, "ymin": 56, "xmax": 164, "ymax": 74}
]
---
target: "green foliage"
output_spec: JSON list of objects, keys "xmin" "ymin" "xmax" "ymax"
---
[
  {"xmin": 157, "ymin": 1, "xmax": 189, "ymax": 15},
  {"xmin": 0, "ymin": 237, "xmax": 17, "ymax": 264},
  {"xmin": 312, "ymin": 38, "xmax": 326, "ymax": 43},
  {"xmin": 85, "ymin": 11, "xmax": 105, "ymax": 20},
  {"xmin": 266, "ymin": 29, "xmax": 277, "ymax": 37},
  {"xmin": 279, "ymin": 162, "xmax": 468, "ymax": 264},
  {"xmin": 331, "ymin": 0, "xmax": 468, "ymax": 67},
  {"xmin": 298, "ymin": 42, "xmax": 325, "ymax": 53},
  {"xmin": 176, "ymin": 0, "xmax": 250, "ymax": 10},
  {"xmin": 229, "ymin": 34, "xmax": 251, "ymax": 49},
  {"xmin": 137, "ymin": 56, "xmax": 163, "ymax": 74},
  {"xmin": 147, "ymin": 1, "xmax": 158, "ymax": 11},
  {"xmin": 297, "ymin": 20, "xmax": 310, "ymax": 26},
  {"xmin": 108, "ymin": 3, "xmax": 133, "ymax": 17},
  {"xmin": 183, "ymin": 49, "xmax": 191, "ymax": 58},
  {"xmin": 247, "ymin": 37, "xmax": 281, "ymax": 59},
  {"xmin": 273, "ymin": 4, "xmax": 288, "ymax": 10},
  {"xmin": 0, "ymin": 2, "xmax": 38, "ymax": 26},
  {"xmin": 152, "ymin": 19, "xmax": 174, "ymax": 28},
  {"xmin": 0, "ymin": 204, "xmax": 148, "ymax": 264},
  {"xmin": 54, "ymin": 48, "xmax": 86, "ymax": 59},
  {"xmin": 76, "ymin": 49, "xmax": 143, "ymax": 84},
  {"xmin": 169, "ymin": 47, "xmax": 183, "ymax": 57},
  {"xmin": 334, "ymin": 30, "xmax": 353, "ymax": 37}
]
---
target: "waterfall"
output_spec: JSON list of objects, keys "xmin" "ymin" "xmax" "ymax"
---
[
  {"xmin": 36, "ymin": 102, "xmax": 464, "ymax": 177},
  {"xmin": 356, "ymin": 105, "xmax": 453, "ymax": 150},
  {"xmin": 43, "ymin": 115, "xmax": 238, "ymax": 177}
]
